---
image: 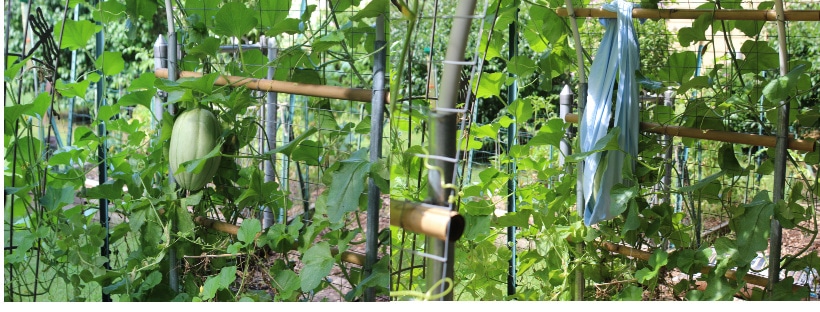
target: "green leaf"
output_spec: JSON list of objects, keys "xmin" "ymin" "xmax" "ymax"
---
[
  {"xmin": 94, "ymin": 1, "xmax": 127, "ymax": 24},
  {"xmin": 187, "ymin": 37, "xmax": 221, "ymax": 60},
  {"xmin": 763, "ymin": 64, "xmax": 809, "ymax": 103},
  {"xmin": 326, "ymin": 154, "xmax": 371, "ymax": 226},
  {"xmin": 260, "ymin": 0, "xmax": 291, "ymax": 28},
  {"xmin": 526, "ymin": 118, "xmax": 564, "ymax": 147},
  {"xmin": 473, "ymin": 72, "xmax": 504, "ymax": 99},
  {"xmin": 4, "ymin": 92, "xmax": 51, "ymax": 123},
  {"xmin": 55, "ymin": 20, "xmax": 102, "ymax": 51},
  {"xmin": 613, "ymin": 285, "xmax": 644, "ymax": 301},
  {"xmin": 649, "ymin": 249, "xmax": 668, "ymax": 269},
  {"xmin": 678, "ymin": 171, "xmax": 723, "ymax": 193},
  {"xmin": 300, "ymin": 242, "xmax": 334, "ymax": 292},
  {"xmin": 677, "ymin": 76, "xmax": 711, "ymax": 95},
  {"xmin": 495, "ymin": 210, "xmax": 532, "ymax": 228},
  {"xmin": 95, "ymin": 51, "xmax": 125, "ymax": 76},
  {"xmin": 56, "ymin": 79, "xmax": 91, "ymax": 98},
  {"xmin": 125, "ymin": 0, "xmax": 158, "ymax": 20},
  {"xmin": 508, "ymin": 98, "xmax": 533, "ymax": 122},
  {"xmin": 351, "ymin": 0, "xmax": 388, "ymax": 21},
  {"xmin": 658, "ymin": 51, "xmax": 697, "ymax": 84},
  {"xmin": 84, "ymin": 180, "xmax": 125, "ymax": 200},
  {"xmin": 266, "ymin": 127, "xmax": 318, "ymax": 157},
  {"xmin": 635, "ymin": 267, "xmax": 656, "ymax": 283},
  {"xmin": 730, "ymin": 191, "xmax": 774, "ymax": 264},
  {"xmin": 291, "ymin": 140, "xmax": 322, "ymax": 166},
  {"xmin": 40, "ymin": 185, "xmax": 76, "ymax": 211},
  {"xmin": 609, "ymin": 184, "xmax": 637, "ymax": 216},
  {"xmin": 273, "ymin": 270, "xmax": 301, "ymax": 299},
  {"xmin": 237, "ymin": 218, "xmax": 262, "ymax": 244},
  {"xmin": 717, "ymin": 143, "xmax": 744, "ymax": 176},
  {"xmin": 508, "ymin": 56, "xmax": 537, "ymax": 77},
  {"xmin": 178, "ymin": 72, "xmax": 220, "ymax": 95},
  {"xmin": 213, "ymin": 2, "xmax": 257, "ymax": 38},
  {"xmin": 174, "ymin": 204, "xmax": 196, "ymax": 238},
  {"xmin": 738, "ymin": 41, "xmax": 779, "ymax": 74},
  {"xmin": 678, "ymin": 12, "xmax": 713, "ymax": 47},
  {"xmin": 267, "ymin": 18, "xmax": 302, "ymax": 37}
]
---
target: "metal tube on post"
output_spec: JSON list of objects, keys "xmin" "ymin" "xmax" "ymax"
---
[
  {"xmin": 262, "ymin": 37, "xmax": 278, "ymax": 230},
  {"xmin": 152, "ymin": 35, "xmax": 167, "ymax": 131},
  {"xmin": 506, "ymin": 1, "xmax": 519, "ymax": 297},
  {"xmin": 768, "ymin": 0, "xmax": 790, "ymax": 297},
  {"xmin": 662, "ymin": 89, "xmax": 675, "ymax": 206},
  {"xmin": 426, "ymin": 0, "xmax": 477, "ymax": 301},
  {"xmin": 67, "ymin": 3, "xmax": 79, "ymax": 145},
  {"xmin": 363, "ymin": 14, "xmax": 386, "ymax": 302},
  {"xmin": 559, "ymin": 84, "xmax": 574, "ymax": 167}
]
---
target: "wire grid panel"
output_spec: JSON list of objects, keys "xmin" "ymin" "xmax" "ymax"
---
[
  {"xmin": 167, "ymin": 0, "xmax": 388, "ymax": 301},
  {"xmin": 572, "ymin": 0, "xmax": 820, "ymax": 298},
  {"xmin": 390, "ymin": 0, "xmax": 493, "ymax": 297}
]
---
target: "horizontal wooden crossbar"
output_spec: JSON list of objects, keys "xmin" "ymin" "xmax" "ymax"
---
[
  {"xmin": 155, "ymin": 68, "xmax": 387, "ymax": 103},
  {"xmin": 563, "ymin": 113, "xmax": 815, "ymax": 152},
  {"xmin": 598, "ymin": 241, "xmax": 807, "ymax": 292},
  {"xmin": 556, "ymin": 8, "xmax": 820, "ymax": 21}
]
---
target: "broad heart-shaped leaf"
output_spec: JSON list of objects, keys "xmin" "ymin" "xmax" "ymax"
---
[
  {"xmin": 508, "ymin": 56, "xmax": 537, "ymax": 77},
  {"xmin": 174, "ymin": 203, "xmax": 196, "ymax": 238},
  {"xmin": 54, "ymin": 20, "xmax": 101, "ymax": 51},
  {"xmin": 178, "ymin": 72, "xmax": 220, "ymax": 95},
  {"xmin": 186, "ymin": 37, "xmax": 220, "ymax": 60},
  {"xmin": 730, "ymin": 191, "xmax": 774, "ymax": 264},
  {"xmin": 495, "ymin": 210, "xmax": 532, "ymax": 228},
  {"xmin": 609, "ymin": 184, "xmax": 637, "ymax": 217},
  {"xmin": 265, "ymin": 127, "xmax": 318, "ymax": 157},
  {"xmin": 658, "ymin": 51, "xmax": 697, "ymax": 84},
  {"xmin": 260, "ymin": 0, "xmax": 290, "ymax": 28},
  {"xmin": 267, "ymin": 18, "xmax": 302, "ymax": 37},
  {"xmin": 613, "ymin": 285, "xmax": 644, "ymax": 301},
  {"xmin": 95, "ymin": 51, "xmax": 124, "ymax": 76},
  {"xmin": 300, "ymin": 242, "xmax": 334, "ymax": 292},
  {"xmin": 40, "ymin": 185, "xmax": 76, "ymax": 211},
  {"xmin": 273, "ymin": 270, "xmax": 301, "ymax": 300},
  {"xmin": 213, "ymin": 2, "xmax": 257, "ymax": 38},
  {"xmin": 93, "ymin": 1, "xmax": 127, "ymax": 24},
  {"xmin": 5, "ymin": 92, "xmax": 51, "ymax": 123},
  {"xmin": 201, "ymin": 266, "xmax": 237, "ymax": 300},
  {"xmin": 291, "ymin": 140, "xmax": 322, "ymax": 166},
  {"xmin": 525, "ymin": 118, "xmax": 564, "ymax": 148},
  {"xmin": 649, "ymin": 249, "xmax": 668, "ymax": 269},
  {"xmin": 56, "ymin": 79, "xmax": 91, "ymax": 98},
  {"xmin": 738, "ymin": 41, "xmax": 780, "ymax": 74},
  {"xmin": 473, "ymin": 72, "xmax": 504, "ymax": 99},
  {"xmin": 237, "ymin": 218, "xmax": 261, "ymax": 244},
  {"xmin": 508, "ymin": 98, "xmax": 533, "ymax": 122},
  {"xmin": 326, "ymin": 155, "xmax": 371, "ymax": 226},
  {"xmin": 125, "ymin": 0, "xmax": 158, "ymax": 20},
  {"xmin": 763, "ymin": 64, "xmax": 809, "ymax": 103},
  {"xmin": 717, "ymin": 143, "xmax": 744, "ymax": 176},
  {"xmin": 350, "ymin": 0, "xmax": 388, "ymax": 21}
]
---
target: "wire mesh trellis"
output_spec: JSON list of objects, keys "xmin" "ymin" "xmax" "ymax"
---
[
  {"xmin": 391, "ymin": 0, "xmax": 820, "ymax": 301},
  {"xmin": 154, "ymin": 0, "xmax": 389, "ymax": 302}
]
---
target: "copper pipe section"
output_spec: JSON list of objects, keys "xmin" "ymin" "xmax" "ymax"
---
[
  {"xmin": 194, "ymin": 216, "xmax": 239, "ymax": 236},
  {"xmin": 155, "ymin": 68, "xmax": 389, "ymax": 103},
  {"xmin": 390, "ymin": 200, "xmax": 465, "ymax": 241},
  {"xmin": 331, "ymin": 247, "xmax": 367, "ymax": 267},
  {"xmin": 555, "ymin": 8, "xmax": 820, "ymax": 21},
  {"xmin": 564, "ymin": 113, "xmax": 815, "ymax": 152}
]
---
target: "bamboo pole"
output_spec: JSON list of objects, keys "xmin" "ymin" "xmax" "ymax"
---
[
  {"xmin": 154, "ymin": 68, "xmax": 389, "ymax": 103},
  {"xmin": 555, "ymin": 8, "xmax": 820, "ymax": 21},
  {"xmin": 597, "ymin": 241, "xmax": 805, "ymax": 291},
  {"xmin": 563, "ymin": 113, "xmax": 815, "ymax": 152},
  {"xmin": 390, "ymin": 200, "xmax": 465, "ymax": 242}
]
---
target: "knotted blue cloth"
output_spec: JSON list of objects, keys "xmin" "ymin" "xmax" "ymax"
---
[{"xmin": 578, "ymin": 0, "xmax": 640, "ymax": 226}]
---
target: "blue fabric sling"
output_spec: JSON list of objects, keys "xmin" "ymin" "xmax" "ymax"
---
[{"xmin": 578, "ymin": 0, "xmax": 641, "ymax": 226}]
